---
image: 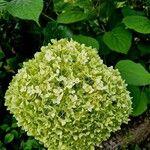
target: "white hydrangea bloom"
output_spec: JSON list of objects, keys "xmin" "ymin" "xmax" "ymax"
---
[
  {"xmin": 45, "ymin": 51, "xmax": 54, "ymax": 61},
  {"xmin": 5, "ymin": 39, "xmax": 132, "ymax": 150}
]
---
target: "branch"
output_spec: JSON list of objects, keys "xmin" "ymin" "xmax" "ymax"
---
[{"xmin": 95, "ymin": 109, "xmax": 150, "ymax": 149}]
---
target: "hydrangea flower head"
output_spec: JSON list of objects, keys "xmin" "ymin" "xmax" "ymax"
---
[{"xmin": 5, "ymin": 39, "xmax": 132, "ymax": 150}]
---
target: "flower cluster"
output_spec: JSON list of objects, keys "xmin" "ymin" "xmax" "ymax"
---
[{"xmin": 5, "ymin": 39, "xmax": 132, "ymax": 150}]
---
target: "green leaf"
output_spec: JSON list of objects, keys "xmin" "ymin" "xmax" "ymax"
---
[
  {"xmin": 74, "ymin": 0, "xmax": 92, "ymax": 11},
  {"xmin": 0, "ymin": 146, "xmax": 6, "ymax": 150},
  {"xmin": 23, "ymin": 139, "xmax": 39, "ymax": 149},
  {"xmin": 128, "ymin": 86, "xmax": 148, "ymax": 116},
  {"xmin": 116, "ymin": 60, "xmax": 150, "ymax": 86},
  {"xmin": 98, "ymin": 0, "xmax": 115, "ymax": 19},
  {"xmin": 53, "ymin": 0, "xmax": 92, "ymax": 13},
  {"xmin": 134, "ymin": 144, "xmax": 142, "ymax": 150},
  {"xmin": 73, "ymin": 35, "xmax": 99, "ymax": 49},
  {"xmin": 11, "ymin": 122, "xmax": 18, "ymax": 128},
  {"xmin": 7, "ymin": 0, "xmax": 43, "ymax": 24},
  {"xmin": 145, "ymin": 88, "xmax": 150, "ymax": 104},
  {"xmin": 103, "ymin": 26, "xmax": 132, "ymax": 54},
  {"xmin": 53, "ymin": 0, "xmax": 71, "ymax": 12},
  {"xmin": 0, "ymin": 71, "xmax": 6, "ymax": 79},
  {"xmin": 11, "ymin": 130, "xmax": 19, "ymax": 138},
  {"xmin": 0, "ymin": 124, "xmax": 10, "ymax": 132},
  {"xmin": 57, "ymin": 9, "xmax": 88, "ymax": 24},
  {"xmin": 128, "ymin": 47, "xmax": 140, "ymax": 60},
  {"xmin": 6, "ymin": 57, "xmax": 18, "ymax": 70},
  {"xmin": 0, "ymin": 62, "xmax": 3, "ymax": 67},
  {"xmin": 122, "ymin": 7, "xmax": 144, "ymax": 17},
  {"xmin": 43, "ymin": 22, "xmax": 73, "ymax": 45},
  {"xmin": 43, "ymin": 22, "xmax": 58, "ymax": 45},
  {"xmin": 0, "ymin": 50, "xmax": 5, "ymax": 60},
  {"xmin": 137, "ymin": 43, "xmax": 150, "ymax": 56},
  {"xmin": 57, "ymin": 25, "xmax": 73, "ymax": 38},
  {"xmin": 108, "ymin": 9, "xmax": 123, "ymax": 29},
  {"xmin": 4, "ymin": 133, "xmax": 14, "ymax": 144},
  {"xmin": 134, "ymin": 91, "xmax": 148, "ymax": 116},
  {"xmin": 0, "ymin": 0, "xmax": 8, "ymax": 11},
  {"xmin": 123, "ymin": 16, "xmax": 150, "ymax": 34},
  {"xmin": 116, "ymin": 1, "xmax": 126, "ymax": 8},
  {"xmin": 96, "ymin": 36, "xmax": 111, "ymax": 56}
]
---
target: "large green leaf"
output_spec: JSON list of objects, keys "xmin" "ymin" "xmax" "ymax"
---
[
  {"xmin": 103, "ymin": 26, "xmax": 132, "ymax": 54},
  {"xmin": 0, "ymin": 0, "xmax": 8, "ymax": 11},
  {"xmin": 73, "ymin": 35, "xmax": 99, "ymax": 49},
  {"xmin": 57, "ymin": 9, "xmax": 88, "ymax": 24},
  {"xmin": 7, "ymin": 0, "xmax": 43, "ymax": 23},
  {"xmin": 122, "ymin": 7, "xmax": 144, "ymax": 17},
  {"xmin": 128, "ymin": 86, "xmax": 148, "ymax": 116},
  {"xmin": 123, "ymin": 16, "xmax": 150, "ymax": 34},
  {"xmin": 116, "ymin": 60, "xmax": 150, "ymax": 86}
]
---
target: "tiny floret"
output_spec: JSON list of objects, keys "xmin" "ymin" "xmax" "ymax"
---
[{"xmin": 5, "ymin": 39, "xmax": 132, "ymax": 150}]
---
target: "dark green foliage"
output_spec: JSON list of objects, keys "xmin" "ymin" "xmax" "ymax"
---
[{"xmin": 0, "ymin": 0, "xmax": 150, "ymax": 149}]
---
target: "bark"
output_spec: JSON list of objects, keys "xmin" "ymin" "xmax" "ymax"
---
[{"xmin": 95, "ymin": 109, "xmax": 150, "ymax": 150}]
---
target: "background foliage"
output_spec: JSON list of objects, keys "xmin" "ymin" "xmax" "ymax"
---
[{"xmin": 0, "ymin": 0, "xmax": 150, "ymax": 149}]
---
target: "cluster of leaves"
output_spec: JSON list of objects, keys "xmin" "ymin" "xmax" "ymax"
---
[
  {"xmin": 0, "ymin": 116, "xmax": 45, "ymax": 150},
  {"xmin": 0, "ymin": 0, "xmax": 150, "ymax": 149}
]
